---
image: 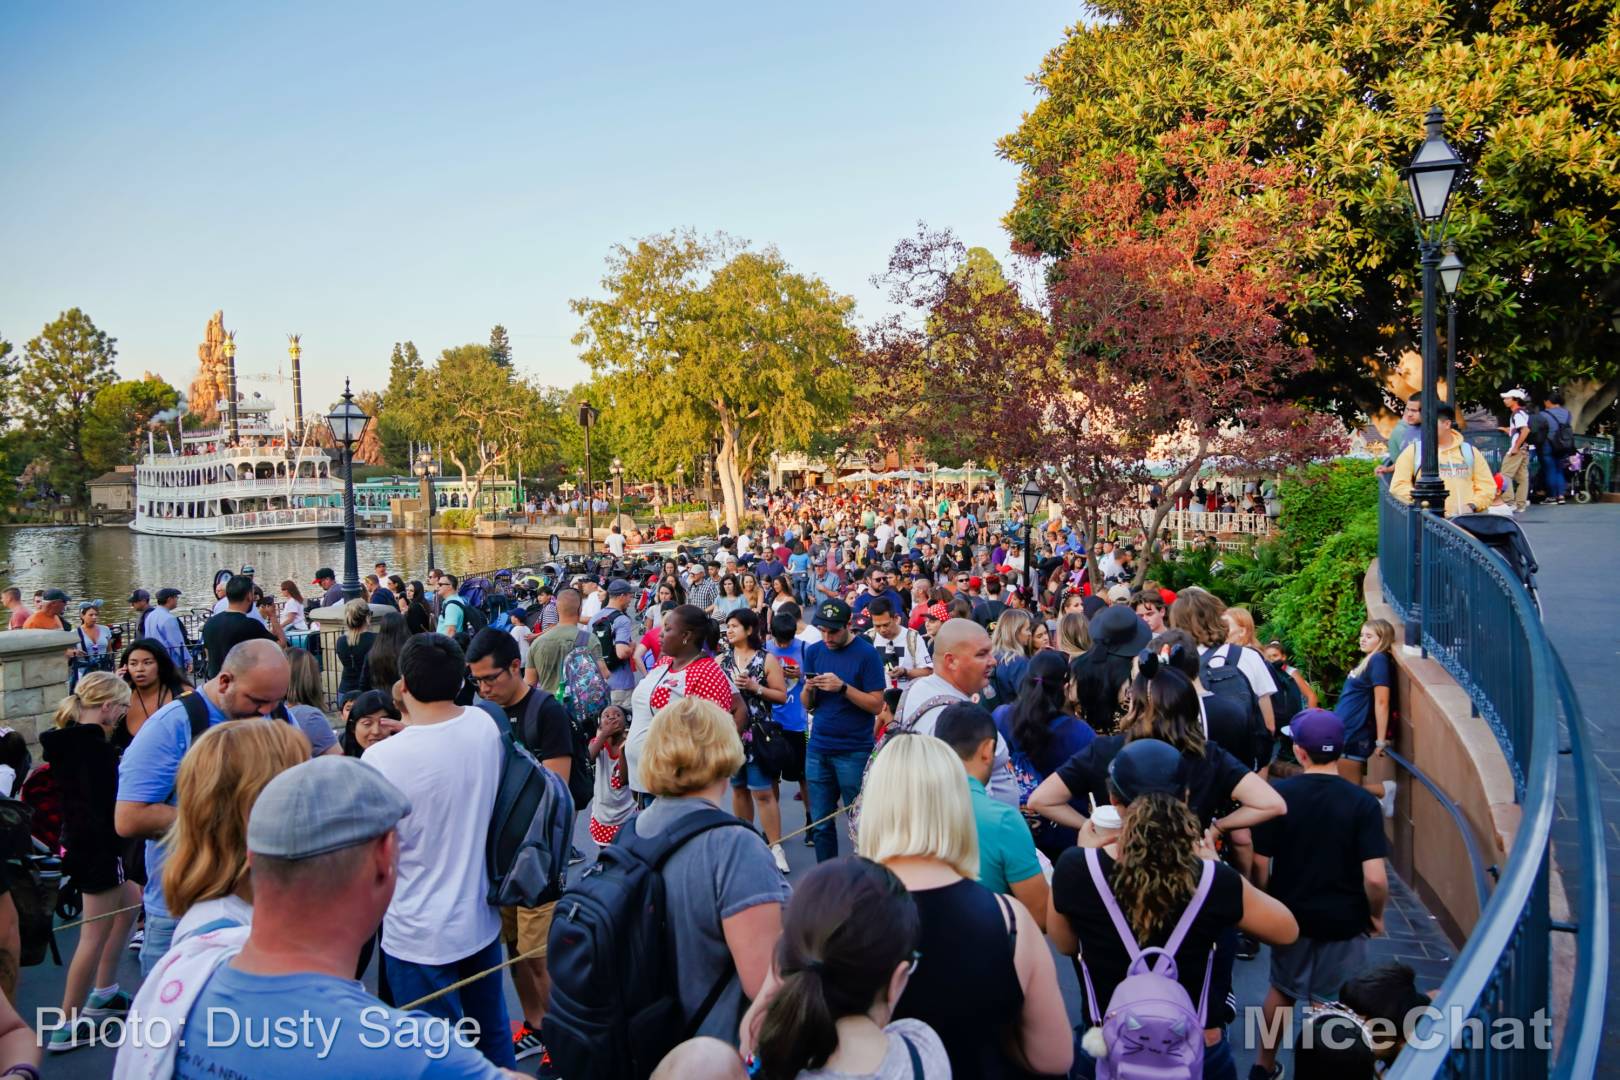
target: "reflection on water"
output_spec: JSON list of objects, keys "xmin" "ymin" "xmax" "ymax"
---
[{"xmin": 2, "ymin": 526, "xmax": 554, "ymax": 626}]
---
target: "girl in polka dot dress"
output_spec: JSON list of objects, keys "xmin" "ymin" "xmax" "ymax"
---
[{"xmin": 587, "ymin": 704, "xmax": 635, "ymax": 845}]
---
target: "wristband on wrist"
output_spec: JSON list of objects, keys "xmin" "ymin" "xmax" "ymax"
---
[{"xmin": 1375, "ymin": 739, "xmax": 1390, "ymax": 747}]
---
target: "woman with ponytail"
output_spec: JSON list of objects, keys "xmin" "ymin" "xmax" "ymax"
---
[
  {"xmin": 40, "ymin": 672, "xmax": 140, "ymax": 1051},
  {"xmin": 745, "ymin": 857, "xmax": 949, "ymax": 1079},
  {"xmin": 1047, "ymin": 739, "xmax": 1298, "ymax": 1080},
  {"xmin": 990, "ymin": 650, "xmax": 1095, "ymax": 859}
]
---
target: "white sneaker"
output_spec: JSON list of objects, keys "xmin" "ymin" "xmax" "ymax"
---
[
  {"xmin": 771, "ymin": 843, "xmax": 791, "ymax": 874},
  {"xmin": 1381, "ymin": 780, "xmax": 1398, "ymax": 819}
]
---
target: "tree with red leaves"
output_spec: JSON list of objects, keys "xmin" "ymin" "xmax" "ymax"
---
[{"xmin": 863, "ymin": 126, "xmax": 1345, "ymax": 587}]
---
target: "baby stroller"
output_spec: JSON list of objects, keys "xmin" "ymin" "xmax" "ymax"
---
[{"xmin": 1450, "ymin": 514, "xmax": 1541, "ymax": 616}]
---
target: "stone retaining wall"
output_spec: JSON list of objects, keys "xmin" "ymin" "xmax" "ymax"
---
[{"xmin": 0, "ymin": 629, "xmax": 78, "ymax": 748}]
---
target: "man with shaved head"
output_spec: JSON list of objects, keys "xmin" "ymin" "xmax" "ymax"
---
[
  {"xmin": 893, "ymin": 618, "xmax": 1020, "ymax": 806},
  {"xmin": 117, "ymin": 638, "xmax": 295, "ymax": 973}
]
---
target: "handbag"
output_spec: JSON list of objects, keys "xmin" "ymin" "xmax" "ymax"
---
[{"xmin": 748, "ymin": 719, "xmax": 794, "ymax": 779}]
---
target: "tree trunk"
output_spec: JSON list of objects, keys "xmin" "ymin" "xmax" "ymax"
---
[
  {"xmin": 717, "ymin": 424, "xmax": 743, "ymax": 534},
  {"xmin": 1564, "ymin": 375, "xmax": 1619, "ymax": 433}
]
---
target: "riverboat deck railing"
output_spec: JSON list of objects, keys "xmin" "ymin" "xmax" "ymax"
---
[{"xmin": 1378, "ymin": 479, "xmax": 1607, "ymax": 1078}]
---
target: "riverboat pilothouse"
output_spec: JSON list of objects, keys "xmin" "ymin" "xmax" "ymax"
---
[{"xmin": 131, "ymin": 391, "xmax": 344, "ymax": 540}]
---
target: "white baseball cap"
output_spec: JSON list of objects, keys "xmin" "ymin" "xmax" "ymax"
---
[{"xmin": 1501, "ymin": 388, "xmax": 1530, "ymax": 402}]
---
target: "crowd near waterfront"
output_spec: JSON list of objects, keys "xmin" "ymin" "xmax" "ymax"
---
[{"xmin": 0, "ymin": 475, "xmax": 1450, "ymax": 1080}]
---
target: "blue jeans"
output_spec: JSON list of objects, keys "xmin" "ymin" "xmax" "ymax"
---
[
  {"xmin": 805, "ymin": 747, "xmax": 867, "ymax": 863},
  {"xmin": 384, "ymin": 936, "xmax": 516, "ymax": 1069},
  {"xmin": 139, "ymin": 912, "xmax": 179, "ymax": 977},
  {"xmin": 1540, "ymin": 443, "xmax": 1566, "ymax": 499},
  {"xmin": 1069, "ymin": 1027, "xmax": 1235, "ymax": 1080}
]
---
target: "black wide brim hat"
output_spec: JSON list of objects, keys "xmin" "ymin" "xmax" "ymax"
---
[{"xmin": 1090, "ymin": 605, "xmax": 1153, "ymax": 657}]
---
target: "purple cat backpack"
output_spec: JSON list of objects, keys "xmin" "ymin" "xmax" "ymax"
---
[{"xmin": 1076, "ymin": 847, "xmax": 1216, "ymax": 1079}]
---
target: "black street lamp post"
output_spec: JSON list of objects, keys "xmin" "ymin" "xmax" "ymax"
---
[
  {"xmin": 1400, "ymin": 107, "xmax": 1466, "ymax": 647},
  {"xmin": 414, "ymin": 449, "xmax": 439, "ymax": 581},
  {"xmin": 1019, "ymin": 479, "xmax": 1043, "ymax": 605},
  {"xmin": 325, "ymin": 379, "xmax": 371, "ymax": 602},
  {"xmin": 577, "ymin": 402, "xmax": 599, "ymax": 545},
  {"xmin": 1439, "ymin": 244, "xmax": 1465, "ymax": 404},
  {"xmin": 611, "ymin": 457, "xmax": 624, "ymax": 533}
]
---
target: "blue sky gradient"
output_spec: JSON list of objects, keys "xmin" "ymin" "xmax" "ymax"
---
[{"xmin": 1, "ymin": 1, "xmax": 1077, "ymax": 414}]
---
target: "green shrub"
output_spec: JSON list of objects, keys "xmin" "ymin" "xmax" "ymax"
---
[
  {"xmin": 439, "ymin": 508, "xmax": 477, "ymax": 530},
  {"xmin": 1278, "ymin": 459, "xmax": 1378, "ymax": 559},
  {"xmin": 1262, "ymin": 506, "xmax": 1377, "ymax": 698}
]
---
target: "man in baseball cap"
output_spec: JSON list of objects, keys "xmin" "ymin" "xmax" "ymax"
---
[
  {"xmin": 312, "ymin": 567, "xmax": 344, "ymax": 609},
  {"xmin": 1251, "ymin": 707, "xmax": 1389, "ymax": 1077},
  {"xmin": 128, "ymin": 589, "xmax": 153, "ymax": 637},
  {"xmin": 115, "ymin": 757, "xmax": 512, "ymax": 1076},
  {"xmin": 801, "ymin": 596, "xmax": 887, "ymax": 863},
  {"xmin": 23, "ymin": 588, "xmax": 71, "ymax": 630}
]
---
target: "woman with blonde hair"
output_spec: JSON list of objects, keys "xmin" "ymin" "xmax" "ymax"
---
[
  {"xmin": 164, "ymin": 718, "xmax": 310, "ymax": 945},
  {"xmin": 1055, "ymin": 611, "xmax": 1092, "ymax": 661},
  {"xmin": 41, "ymin": 672, "xmax": 138, "ymax": 1051},
  {"xmin": 987, "ymin": 607, "xmax": 1036, "ymax": 705},
  {"xmin": 1334, "ymin": 618, "xmax": 1396, "ymax": 782},
  {"xmin": 627, "ymin": 695, "xmax": 787, "ymax": 1046},
  {"xmin": 334, "ymin": 598, "xmax": 375, "ymax": 696},
  {"xmin": 283, "ymin": 648, "xmax": 341, "ymax": 756},
  {"xmin": 854, "ymin": 727, "xmax": 1072, "ymax": 1079}
]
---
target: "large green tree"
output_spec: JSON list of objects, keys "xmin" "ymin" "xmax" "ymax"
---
[
  {"xmin": 488, "ymin": 324, "xmax": 513, "ymax": 367},
  {"xmin": 999, "ymin": 0, "xmax": 1620, "ymax": 427},
  {"xmin": 84, "ymin": 374, "xmax": 181, "ymax": 475},
  {"xmin": 573, "ymin": 232, "xmax": 858, "ymax": 531},
  {"xmin": 20, "ymin": 309, "xmax": 118, "ymax": 502}
]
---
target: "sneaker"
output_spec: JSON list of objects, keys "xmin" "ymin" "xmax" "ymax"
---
[
  {"xmin": 48, "ymin": 1018, "xmax": 98, "ymax": 1053},
  {"xmin": 1235, "ymin": 932, "xmax": 1259, "ymax": 961},
  {"xmin": 127, "ymin": 926, "xmax": 144, "ymax": 951},
  {"xmin": 84, "ymin": 989, "xmax": 132, "ymax": 1018},
  {"xmin": 1381, "ymin": 779, "xmax": 1398, "ymax": 820},
  {"xmin": 771, "ymin": 843, "xmax": 791, "ymax": 874},
  {"xmin": 1248, "ymin": 1064, "xmax": 1284, "ymax": 1080},
  {"xmin": 568, "ymin": 845, "xmax": 585, "ymax": 866},
  {"xmin": 802, "ymin": 831, "xmax": 815, "ymax": 847},
  {"xmin": 512, "ymin": 1024, "xmax": 546, "ymax": 1062}
]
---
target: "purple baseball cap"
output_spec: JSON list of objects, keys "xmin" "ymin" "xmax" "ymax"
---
[{"xmin": 1289, "ymin": 708, "xmax": 1345, "ymax": 755}]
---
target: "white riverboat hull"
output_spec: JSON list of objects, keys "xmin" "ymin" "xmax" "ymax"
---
[{"xmin": 128, "ymin": 519, "xmax": 342, "ymax": 540}]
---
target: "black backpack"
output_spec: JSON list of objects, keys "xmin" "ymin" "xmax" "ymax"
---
[
  {"xmin": 544, "ymin": 807, "xmax": 753, "ymax": 1080},
  {"xmin": 1549, "ymin": 412, "xmax": 1577, "ymax": 456},
  {"xmin": 1265, "ymin": 659, "xmax": 1304, "ymax": 733},
  {"xmin": 592, "ymin": 609, "xmax": 629, "ymax": 672},
  {"xmin": 1198, "ymin": 645, "xmax": 1267, "ymax": 759},
  {"xmin": 443, "ymin": 596, "xmax": 489, "ymax": 648},
  {"xmin": 481, "ymin": 701, "xmax": 575, "ymax": 909},
  {"xmin": 180, "ymin": 693, "xmax": 293, "ymax": 740}
]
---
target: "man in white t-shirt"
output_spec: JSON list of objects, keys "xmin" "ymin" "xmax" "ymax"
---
[
  {"xmin": 874, "ymin": 517, "xmax": 895, "ymax": 555},
  {"xmin": 361, "ymin": 632, "xmax": 514, "ymax": 1068},
  {"xmin": 578, "ymin": 578, "xmax": 605, "ymax": 622},
  {"xmin": 604, "ymin": 524, "xmax": 627, "ymax": 558},
  {"xmin": 866, "ymin": 596, "xmax": 931, "ymax": 690},
  {"xmin": 736, "ymin": 530, "xmax": 754, "ymax": 559},
  {"xmin": 894, "ymin": 619, "xmax": 1018, "ymax": 807}
]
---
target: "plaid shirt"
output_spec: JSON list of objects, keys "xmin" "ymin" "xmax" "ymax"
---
[{"xmin": 687, "ymin": 576, "xmax": 720, "ymax": 611}]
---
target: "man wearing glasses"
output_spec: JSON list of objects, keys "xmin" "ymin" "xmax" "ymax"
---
[{"xmin": 465, "ymin": 628, "xmax": 574, "ymax": 1065}]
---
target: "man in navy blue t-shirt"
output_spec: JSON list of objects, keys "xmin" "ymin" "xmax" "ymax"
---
[{"xmin": 801, "ymin": 598, "xmax": 886, "ymax": 863}]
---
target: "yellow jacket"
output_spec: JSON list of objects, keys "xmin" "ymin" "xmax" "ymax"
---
[{"xmin": 1389, "ymin": 435, "xmax": 1498, "ymax": 516}]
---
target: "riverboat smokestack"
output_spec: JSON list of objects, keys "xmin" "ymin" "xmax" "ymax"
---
[
  {"xmin": 224, "ymin": 331, "xmax": 240, "ymax": 444},
  {"xmin": 288, "ymin": 333, "xmax": 304, "ymax": 435}
]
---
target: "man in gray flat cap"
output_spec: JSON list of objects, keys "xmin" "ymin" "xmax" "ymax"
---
[{"xmin": 114, "ymin": 756, "xmax": 522, "ymax": 1079}]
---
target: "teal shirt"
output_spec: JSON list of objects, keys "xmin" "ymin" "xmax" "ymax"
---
[{"xmin": 967, "ymin": 774, "xmax": 1041, "ymax": 895}]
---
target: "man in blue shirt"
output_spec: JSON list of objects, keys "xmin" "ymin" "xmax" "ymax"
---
[
  {"xmin": 131, "ymin": 755, "xmax": 511, "ymax": 1079},
  {"xmin": 800, "ymin": 599, "xmax": 886, "ymax": 863},
  {"xmin": 144, "ymin": 587, "xmax": 191, "ymax": 670},
  {"xmin": 850, "ymin": 569, "xmax": 903, "ymax": 620},
  {"xmin": 592, "ymin": 579, "xmax": 639, "ymax": 706},
  {"xmin": 115, "ymin": 639, "xmax": 291, "ymax": 974},
  {"xmin": 435, "ymin": 575, "xmax": 465, "ymax": 636}
]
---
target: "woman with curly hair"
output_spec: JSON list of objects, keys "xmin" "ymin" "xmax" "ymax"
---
[{"xmin": 1047, "ymin": 738, "xmax": 1297, "ymax": 1080}]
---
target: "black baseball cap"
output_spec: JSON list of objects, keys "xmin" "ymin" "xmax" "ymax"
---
[
  {"xmin": 313, "ymin": 567, "xmax": 336, "ymax": 583},
  {"xmin": 811, "ymin": 598, "xmax": 853, "ymax": 630},
  {"xmin": 128, "ymin": 589, "xmax": 150, "ymax": 603},
  {"xmin": 156, "ymin": 587, "xmax": 182, "ymax": 603},
  {"xmin": 1107, "ymin": 738, "xmax": 1187, "ymax": 802}
]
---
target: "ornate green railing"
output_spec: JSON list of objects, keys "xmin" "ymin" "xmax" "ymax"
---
[{"xmin": 1378, "ymin": 481, "xmax": 1607, "ymax": 1078}]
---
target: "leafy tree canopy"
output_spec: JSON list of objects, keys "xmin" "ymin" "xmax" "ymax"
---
[
  {"xmin": 999, "ymin": 0, "xmax": 1620, "ymax": 426},
  {"xmin": 20, "ymin": 308, "xmax": 118, "ymax": 502},
  {"xmin": 572, "ymin": 231, "xmax": 858, "ymax": 530},
  {"xmin": 84, "ymin": 374, "xmax": 181, "ymax": 476}
]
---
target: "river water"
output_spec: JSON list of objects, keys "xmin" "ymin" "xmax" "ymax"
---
[{"xmin": 2, "ymin": 526, "xmax": 553, "ymax": 626}]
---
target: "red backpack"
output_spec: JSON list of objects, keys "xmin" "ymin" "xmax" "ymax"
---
[{"xmin": 20, "ymin": 764, "xmax": 63, "ymax": 854}]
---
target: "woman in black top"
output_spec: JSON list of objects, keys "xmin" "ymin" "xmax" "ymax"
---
[
  {"xmin": 361, "ymin": 612, "xmax": 410, "ymax": 695},
  {"xmin": 852, "ymin": 732, "xmax": 1072, "ymax": 1079},
  {"xmin": 334, "ymin": 599, "xmax": 375, "ymax": 696},
  {"xmin": 403, "ymin": 581, "xmax": 433, "ymax": 635},
  {"xmin": 1028, "ymin": 660, "xmax": 1284, "ymax": 841},
  {"xmin": 1047, "ymin": 738, "xmax": 1297, "ymax": 1080}
]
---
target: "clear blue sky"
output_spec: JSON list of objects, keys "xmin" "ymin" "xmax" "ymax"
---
[{"xmin": 0, "ymin": 1, "xmax": 1077, "ymax": 416}]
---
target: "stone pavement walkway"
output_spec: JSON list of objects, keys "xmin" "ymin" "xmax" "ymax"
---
[{"xmin": 1516, "ymin": 502, "xmax": 1619, "ymax": 1063}]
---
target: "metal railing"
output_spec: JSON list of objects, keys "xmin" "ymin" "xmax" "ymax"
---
[{"xmin": 1378, "ymin": 480, "xmax": 1607, "ymax": 1078}]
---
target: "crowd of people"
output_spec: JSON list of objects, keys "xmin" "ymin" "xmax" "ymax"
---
[{"xmin": 0, "ymin": 477, "xmax": 1432, "ymax": 1080}]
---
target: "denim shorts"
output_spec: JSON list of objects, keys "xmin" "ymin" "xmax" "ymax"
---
[
  {"xmin": 1342, "ymin": 727, "xmax": 1375, "ymax": 763},
  {"xmin": 731, "ymin": 757, "xmax": 776, "ymax": 792}
]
